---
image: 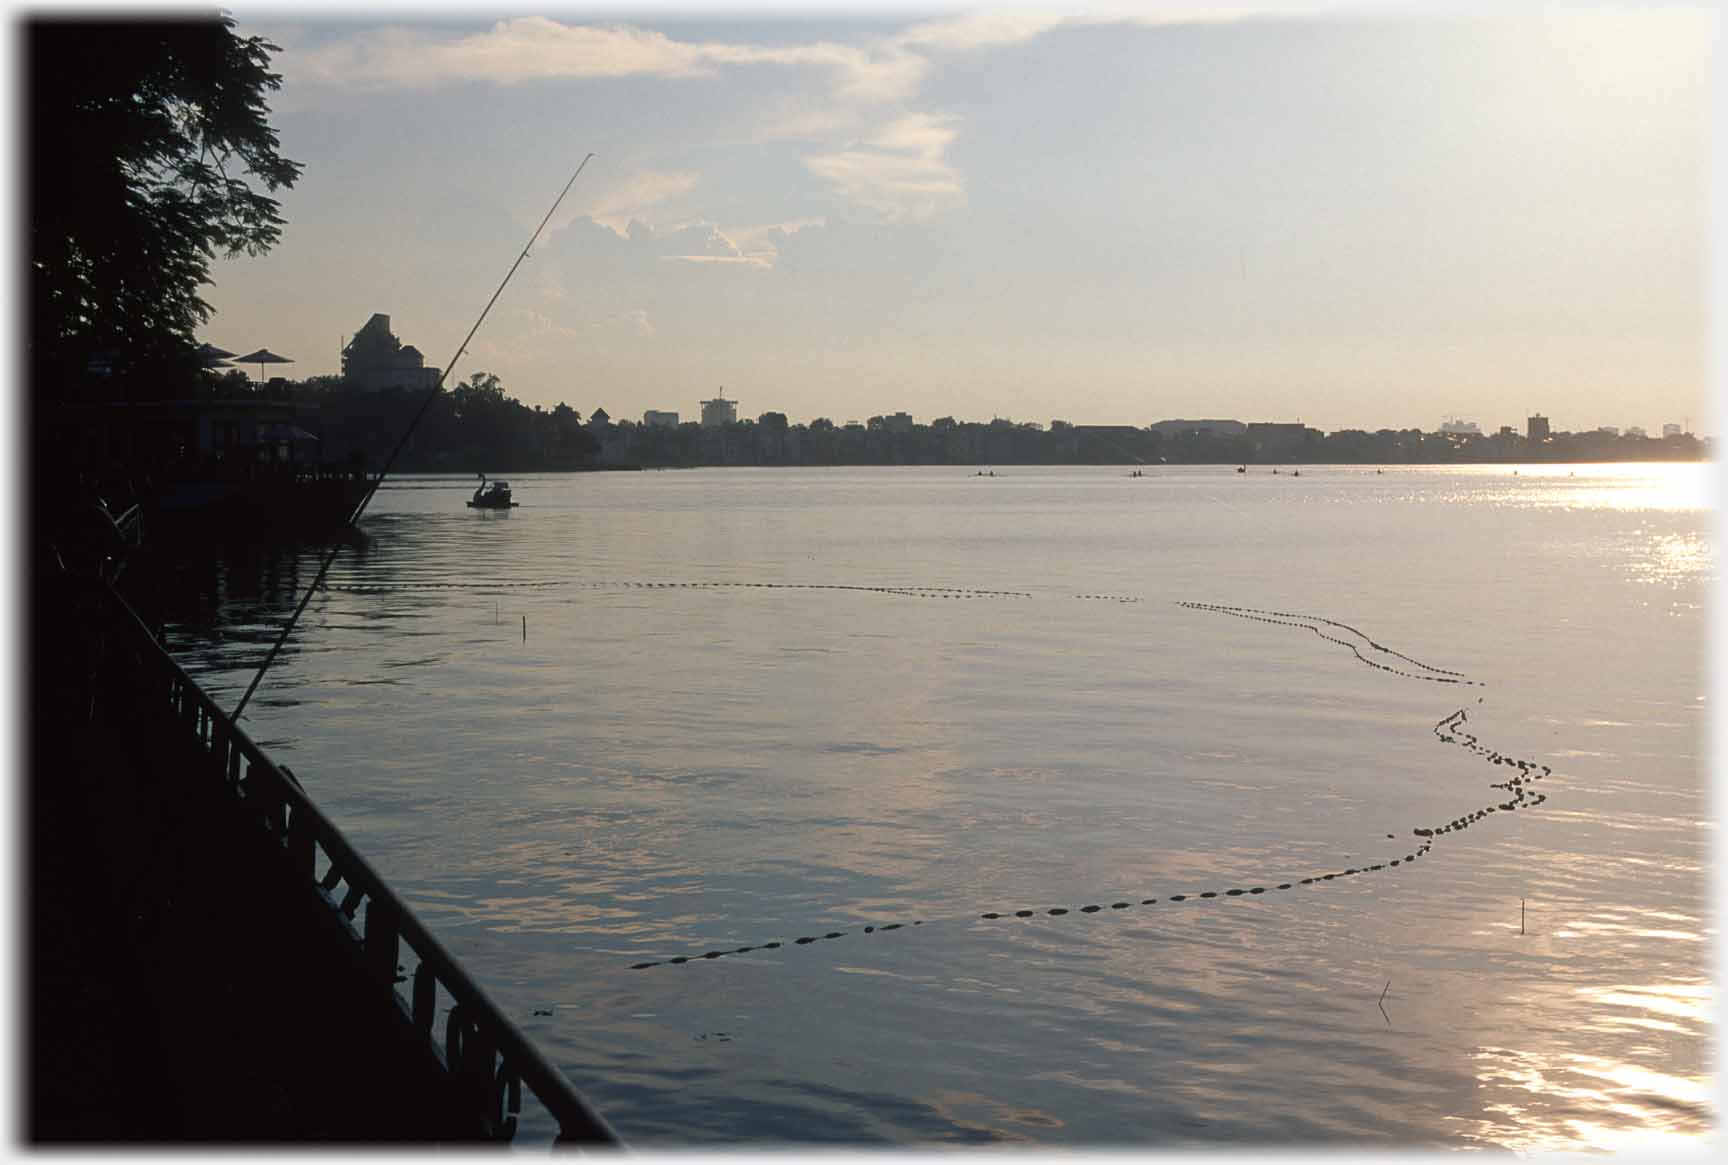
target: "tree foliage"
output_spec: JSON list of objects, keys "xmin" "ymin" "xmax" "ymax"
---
[{"xmin": 29, "ymin": 16, "xmax": 302, "ymax": 395}]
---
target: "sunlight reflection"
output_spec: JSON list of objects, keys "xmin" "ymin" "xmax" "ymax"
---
[
  {"xmin": 1464, "ymin": 980, "xmax": 1714, "ymax": 1151},
  {"xmin": 1441, "ymin": 462, "xmax": 1714, "ymax": 513}
]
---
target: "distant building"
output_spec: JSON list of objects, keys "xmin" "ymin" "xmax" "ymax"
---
[
  {"xmin": 1527, "ymin": 414, "xmax": 1551, "ymax": 442},
  {"xmin": 587, "ymin": 407, "xmax": 611, "ymax": 429},
  {"xmin": 643, "ymin": 410, "xmax": 679, "ymax": 428},
  {"xmin": 1440, "ymin": 418, "xmax": 1482, "ymax": 435},
  {"xmin": 341, "ymin": 313, "xmax": 441, "ymax": 392},
  {"xmin": 884, "ymin": 411, "xmax": 914, "ymax": 433},
  {"xmin": 1246, "ymin": 422, "xmax": 1319, "ymax": 457},
  {"xmin": 1148, "ymin": 418, "xmax": 1246, "ymax": 437},
  {"xmin": 1664, "ymin": 423, "xmax": 1684, "ymax": 438},
  {"xmin": 1627, "ymin": 426, "xmax": 1647, "ymax": 438},
  {"xmin": 700, "ymin": 391, "xmax": 737, "ymax": 428},
  {"xmin": 1598, "ymin": 426, "xmax": 1620, "ymax": 437}
]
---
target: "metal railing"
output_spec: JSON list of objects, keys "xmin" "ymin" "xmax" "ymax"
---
[{"xmin": 110, "ymin": 587, "xmax": 621, "ymax": 1148}]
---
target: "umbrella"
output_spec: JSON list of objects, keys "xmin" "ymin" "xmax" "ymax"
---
[
  {"xmin": 234, "ymin": 347, "xmax": 294, "ymax": 383},
  {"xmin": 196, "ymin": 342, "xmax": 236, "ymax": 368}
]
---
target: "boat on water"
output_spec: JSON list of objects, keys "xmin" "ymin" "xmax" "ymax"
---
[{"xmin": 468, "ymin": 475, "xmax": 517, "ymax": 508}]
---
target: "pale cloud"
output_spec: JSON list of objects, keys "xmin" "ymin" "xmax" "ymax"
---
[
  {"xmin": 274, "ymin": 11, "xmax": 1252, "ymax": 223},
  {"xmin": 661, "ymin": 254, "xmax": 773, "ymax": 269},
  {"xmin": 283, "ymin": 20, "xmax": 705, "ymax": 88},
  {"xmin": 897, "ymin": 9, "xmax": 1069, "ymax": 52},
  {"xmin": 804, "ymin": 113, "xmax": 966, "ymax": 222},
  {"xmin": 749, "ymin": 104, "xmax": 870, "ymax": 144},
  {"xmin": 582, "ymin": 170, "xmax": 701, "ymax": 233},
  {"xmin": 726, "ymin": 219, "xmax": 825, "ymax": 260},
  {"xmin": 899, "ymin": 4, "xmax": 1290, "ymax": 52},
  {"xmin": 591, "ymin": 308, "xmax": 655, "ymax": 338},
  {"xmin": 517, "ymin": 307, "xmax": 555, "ymax": 336},
  {"xmin": 282, "ymin": 17, "xmax": 925, "ymax": 103}
]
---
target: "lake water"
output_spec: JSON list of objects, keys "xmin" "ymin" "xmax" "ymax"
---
[{"xmin": 158, "ymin": 463, "xmax": 1715, "ymax": 1150}]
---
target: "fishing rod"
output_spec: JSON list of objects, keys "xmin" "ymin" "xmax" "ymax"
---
[{"xmin": 229, "ymin": 152, "xmax": 597, "ymax": 722}]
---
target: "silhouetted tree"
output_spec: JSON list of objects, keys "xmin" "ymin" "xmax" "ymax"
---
[{"xmin": 29, "ymin": 15, "xmax": 302, "ymax": 400}]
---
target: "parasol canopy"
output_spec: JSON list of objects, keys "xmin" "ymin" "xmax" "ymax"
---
[
  {"xmin": 196, "ymin": 342, "xmax": 236, "ymax": 368},
  {"xmin": 234, "ymin": 347, "xmax": 294, "ymax": 382}
]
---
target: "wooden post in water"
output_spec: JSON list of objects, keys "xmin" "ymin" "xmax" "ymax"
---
[{"xmin": 522, "ymin": 615, "xmax": 526, "ymax": 643}]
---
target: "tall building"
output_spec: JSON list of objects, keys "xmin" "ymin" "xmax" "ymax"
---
[
  {"xmin": 700, "ymin": 391, "xmax": 737, "ymax": 428},
  {"xmin": 341, "ymin": 313, "xmax": 441, "ymax": 392},
  {"xmin": 1526, "ymin": 414, "xmax": 1551, "ymax": 442}
]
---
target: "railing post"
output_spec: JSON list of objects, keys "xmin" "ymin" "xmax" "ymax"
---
[
  {"xmin": 412, "ymin": 962, "xmax": 437, "ymax": 1033},
  {"xmin": 365, "ymin": 896, "xmax": 400, "ymax": 984},
  {"xmin": 286, "ymin": 804, "xmax": 316, "ymax": 879}
]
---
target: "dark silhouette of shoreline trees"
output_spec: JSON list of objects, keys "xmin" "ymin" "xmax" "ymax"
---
[
  {"xmin": 244, "ymin": 371, "xmax": 1710, "ymax": 472},
  {"xmin": 29, "ymin": 15, "xmax": 302, "ymax": 404},
  {"xmin": 289, "ymin": 373, "xmax": 600, "ymax": 472}
]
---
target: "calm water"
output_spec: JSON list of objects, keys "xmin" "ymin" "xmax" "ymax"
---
[{"xmin": 158, "ymin": 464, "xmax": 1714, "ymax": 1150}]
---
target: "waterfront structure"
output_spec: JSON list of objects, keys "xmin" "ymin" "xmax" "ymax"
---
[
  {"xmin": 34, "ymin": 574, "xmax": 622, "ymax": 1143},
  {"xmin": 1149, "ymin": 418, "xmax": 1247, "ymax": 437},
  {"xmin": 700, "ymin": 391, "xmax": 737, "ymax": 428},
  {"xmin": 1246, "ymin": 422, "xmax": 1320, "ymax": 458},
  {"xmin": 885, "ymin": 411, "xmax": 914, "ymax": 433},
  {"xmin": 1527, "ymin": 414, "xmax": 1551, "ymax": 442},
  {"xmin": 643, "ymin": 410, "xmax": 679, "ymax": 428},
  {"xmin": 341, "ymin": 314, "xmax": 441, "ymax": 392}
]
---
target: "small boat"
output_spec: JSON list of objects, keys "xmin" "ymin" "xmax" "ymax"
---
[
  {"xmin": 1236, "ymin": 465, "xmax": 1246, "ymax": 474},
  {"xmin": 467, "ymin": 474, "xmax": 517, "ymax": 509}
]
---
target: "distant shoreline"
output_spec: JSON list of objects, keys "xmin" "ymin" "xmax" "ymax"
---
[{"xmin": 380, "ymin": 458, "xmax": 1709, "ymax": 476}]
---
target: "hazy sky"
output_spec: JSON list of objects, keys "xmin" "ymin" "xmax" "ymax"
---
[{"xmin": 199, "ymin": 2, "xmax": 1713, "ymax": 433}]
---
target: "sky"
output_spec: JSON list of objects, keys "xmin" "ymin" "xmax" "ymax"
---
[{"xmin": 178, "ymin": 2, "xmax": 1716, "ymax": 433}]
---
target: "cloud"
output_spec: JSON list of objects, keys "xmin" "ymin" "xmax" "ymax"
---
[
  {"xmin": 283, "ymin": 19, "xmax": 705, "ymax": 88},
  {"xmin": 517, "ymin": 307, "xmax": 555, "ymax": 336},
  {"xmin": 582, "ymin": 170, "xmax": 701, "ymax": 233},
  {"xmin": 281, "ymin": 17, "xmax": 926, "ymax": 103},
  {"xmin": 897, "ymin": 9, "xmax": 1069, "ymax": 52},
  {"xmin": 592, "ymin": 308, "xmax": 654, "ymax": 338},
  {"xmin": 804, "ymin": 113, "xmax": 966, "ymax": 222}
]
